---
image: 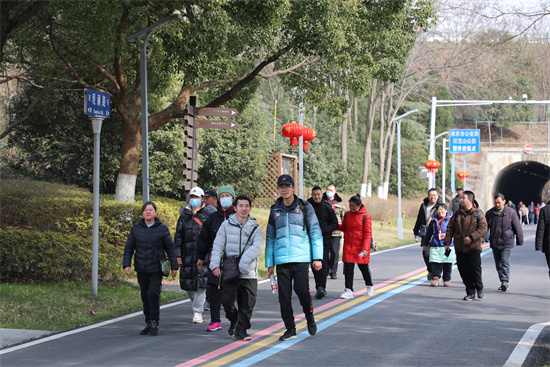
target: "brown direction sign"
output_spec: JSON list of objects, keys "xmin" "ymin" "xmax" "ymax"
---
[
  {"xmin": 196, "ymin": 107, "xmax": 238, "ymax": 117},
  {"xmin": 194, "ymin": 120, "xmax": 237, "ymax": 129}
]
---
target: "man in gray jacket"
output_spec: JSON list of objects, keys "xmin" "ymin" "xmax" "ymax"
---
[
  {"xmin": 210, "ymin": 195, "xmax": 263, "ymax": 341},
  {"xmin": 485, "ymin": 193, "xmax": 523, "ymax": 292}
]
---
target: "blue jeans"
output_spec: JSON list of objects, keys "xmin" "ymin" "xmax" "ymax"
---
[
  {"xmin": 492, "ymin": 247, "xmax": 512, "ymax": 283},
  {"xmin": 430, "ymin": 262, "xmax": 452, "ymax": 281}
]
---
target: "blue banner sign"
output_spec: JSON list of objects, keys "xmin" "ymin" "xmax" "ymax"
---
[
  {"xmin": 449, "ymin": 129, "xmax": 480, "ymax": 153},
  {"xmin": 84, "ymin": 89, "xmax": 111, "ymax": 118}
]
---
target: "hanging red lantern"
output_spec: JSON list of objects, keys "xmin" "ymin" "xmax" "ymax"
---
[
  {"xmin": 457, "ymin": 171, "xmax": 470, "ymax": 182},
  {"xmin": 302, "ymin": 126, "xmax": 316, "ymax": 153},
  {"xmin": 424, "ymin": 160, "xmax": 441, "ymax": 175},
  {"xmin": 282, "ymin": 121, "xmax": 304, "ymax": 139}
]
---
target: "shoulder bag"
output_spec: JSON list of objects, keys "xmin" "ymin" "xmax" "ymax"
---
[{"xmin": 221, "ymin": 225, "xmax": 259, "ymax": 283}]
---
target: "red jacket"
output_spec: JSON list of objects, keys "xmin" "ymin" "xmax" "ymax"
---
[{"xmin": 338, "ymin": 204, "xmax": 372, "ymax": 264}]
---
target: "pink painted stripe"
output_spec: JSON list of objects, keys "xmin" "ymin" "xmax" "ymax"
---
[{"xmin": 176, "ymin": 265, "xmax": 427, "ymax": 367}]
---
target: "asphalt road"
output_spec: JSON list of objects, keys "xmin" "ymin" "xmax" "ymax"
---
[{"xmin": 1, "ymin": 226, "xmax": 548, "ymax": 367}]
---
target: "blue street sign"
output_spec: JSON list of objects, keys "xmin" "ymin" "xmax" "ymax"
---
[
  {"xmin": 84, "ymin": 89, "xmax": 111, "ymax": 118},
  {"xmin": 449, "ymin": 129, "xmax": 480, "ymax": 153}
]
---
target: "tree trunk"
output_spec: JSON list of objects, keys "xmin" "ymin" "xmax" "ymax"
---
[
  {"xmin": 377, "ymin": 89, "xmax": 387, "ymax": 199},
  {"xmin": 383, "ymin": 118, "xmax": 397, "ymax": 199},
  {"xmin": 115, "ymin": 112, "xmax": 141, "ymax": 202},
  {"xmin": 340, "ymin": 85, "xmax": 348, "ymax": 170},
  {"xmin": 361, "ymin": 79, "xmax": 378, "ymax": 197}
]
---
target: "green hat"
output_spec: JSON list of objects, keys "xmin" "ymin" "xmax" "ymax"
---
[{"xmin": 218, "ymin": 185, "xmax": 236, "ymax": 200}]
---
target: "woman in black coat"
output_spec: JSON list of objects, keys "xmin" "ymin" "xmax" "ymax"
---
[{"xmin": 123, "ymin": 201, "xmax": 178, "ymax": 336}]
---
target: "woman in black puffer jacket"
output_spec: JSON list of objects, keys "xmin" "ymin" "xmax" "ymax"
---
[
  {"xmin": 123, "ymin": 201, "xmax": 178, "ymax": 336},
  {"xmin": 175, "ymin": 187, "xmax": 216, "ymax": 324}
]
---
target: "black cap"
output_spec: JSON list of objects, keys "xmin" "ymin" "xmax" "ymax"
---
[
  {"xmin": 456, "ymin": 187, "xmax": 463, "ymax": 191},
  {"xmin": 204, "ymin": 188, "xmax": 218, "ymax": 197},
  {"xmin": 277, "ymin": 174, "xmax": 294, "ymax": 186}
]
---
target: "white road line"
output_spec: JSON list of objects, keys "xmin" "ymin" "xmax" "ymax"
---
[{"xmin": 504, "ymin": 321, "xmax": 550, "ymax": 367}]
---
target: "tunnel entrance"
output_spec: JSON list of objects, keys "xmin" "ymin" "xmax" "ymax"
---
[{"xmin": 492, "ymin": 161, "xmax": 550, "ymax": 206}]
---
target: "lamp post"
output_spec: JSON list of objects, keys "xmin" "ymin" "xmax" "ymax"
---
[
  {"xmin": 127, "ymin": 13, "xmax": 182, "ymax": 204},
  {"xmin": 394, "ymin": 109, "xmax": 419, "ymax": 240}
]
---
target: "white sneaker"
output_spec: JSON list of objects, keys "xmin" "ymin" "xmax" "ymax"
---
[
  {"xmin": 366, "ymin": 286, "xmax": 374, "ymax": 297},
  {"xmin": 339, "ymin": 288, "xmax": 354, "ymax": 299},
  {"xmin": 193, "ymin": 312, "xmax": 203, "ymax": 324}
]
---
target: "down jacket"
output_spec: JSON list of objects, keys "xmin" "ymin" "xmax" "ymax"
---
[
  {"xmin": 174, "ymin": 204, "xmax": 215, "ymax": 291},
  {"xmin": 265, "ymin": 196, "xmax": 324, "ymax": 268},
  {"xmin": 307, "ymin": 198, "xmax": 339, "ymax": 237},
  {"xmin": 485, "ymin": 206, "xmax": 523, "ymax": 249},
  {"xmin": 413, "ymin": 195, "xmax": 444, "ymax": 237},
  {"xmin": 209, "ymin": 214, "xmax": 264, "ymax": 279},
  {"xmin": 123, "ymin": 218, "xmax": 178, "ymax": 274},
  {"xmin": 444, "ymin": 202, "xmax": 488, "ymax": 254},
  {"xmin": 421, "ymin": 214, "xmax": 455, "ymax": 264},
  {"xmin": 535, "ymin": 204, "xmax": 550, "ymax": 254},
  {"xmin": 338, "ymin": 204, "xmax": 372, "ymax": 264}
]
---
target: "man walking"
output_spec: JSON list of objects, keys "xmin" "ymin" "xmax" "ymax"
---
[
  {"xmin": 265, "ymin": 174, "xmax": 324, "ymax": 341},
  {"xmin": 444, "ymin": 190, "xmax": 487, "ymax": 300},
  {"xmin": 448, "ymin": 187, "xmax": 463, "ymax": 215},
  {"xmin": 485, "ymin": 193, "xmax": 523, "ymax": 292},
  {"xmin": 535, "ymin": 190, "xmax": 550, "ymax": 278},
  {"xmin": 308, "ymin": 186, "xmax": 339, "ymax": 299},
  {"xmin": 413, "ymin": 188, "xmax": 442, "ymax": 280},
  {"xmin": 323, "ymin": 184, "xmax": 345, "ymax": 279}
]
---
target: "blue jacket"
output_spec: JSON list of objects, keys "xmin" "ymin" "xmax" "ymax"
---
[
  {"xmin": 422, "ymin": 213, "xmax": 454, "ymax": 249},
  {"xmin": 265, "ymin": 196, "xmax": 324, "ymax": 267}
]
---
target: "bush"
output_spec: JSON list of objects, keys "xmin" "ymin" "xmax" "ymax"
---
[{"xmin": 0, "ymin": 229, "xmax": 123, "ymax": 282}]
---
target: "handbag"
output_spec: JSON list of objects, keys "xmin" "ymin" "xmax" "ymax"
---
[
  {"xmin": 160, "ymin": 258, "xmax": 170, "ymax": 277},
  {"xmin": 221, "ymin": 225, "xmax": 258, "ymax": 283}
]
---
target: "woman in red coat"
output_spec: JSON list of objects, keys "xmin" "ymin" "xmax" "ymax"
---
[{"xmin": 338, "ymin": 195, "xmax": 374, "ymax": 299}]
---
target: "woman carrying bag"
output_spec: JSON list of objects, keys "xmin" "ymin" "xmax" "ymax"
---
[{"xmin": 123, "ymin": 201, "xmax": 178, "ymax": 336}]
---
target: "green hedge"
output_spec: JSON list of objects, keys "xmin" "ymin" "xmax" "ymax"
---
[{"xmin": 0, "ymin": 229, "xmax": 123, "ymax": 282}]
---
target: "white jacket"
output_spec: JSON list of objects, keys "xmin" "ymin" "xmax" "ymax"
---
[{"xmin": 209, "ymin": 214, "xmax": 263, "ymax": 279}]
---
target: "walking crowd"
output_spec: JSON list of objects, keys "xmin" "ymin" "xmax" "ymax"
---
[{"xmin": 123, "ymin": 177, "xmax": 550, "ymax": 338}]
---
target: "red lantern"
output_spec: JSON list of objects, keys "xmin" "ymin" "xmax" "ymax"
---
[
  {"xmin": 424, "ymin": 160, "xmax": 441, "ymax": 175},
  {"xmin": 282, "ymin": 121, "xmax": 304, "ymax": 139},
  {"xmin": 302, "ymin": 127, "xmax": 316, "ymax": 153},
  {"xmin": 457, "ymin": 171, "xmax": 470, "ymax": 182}
]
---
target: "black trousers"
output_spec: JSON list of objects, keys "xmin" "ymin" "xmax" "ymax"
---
[
  {"xmin": 206, "ymin": 284, "xmax": 222, "ymax": 323},
  {"xmin": 422, "ymin": 246, "xmax": 433, "ymax": 273},
  {"xmin": 276, "ymin": 263, "xmax": 314, "ymax": 330},
  {"xmin": 312, "ymin": 236, "xmax": 331, "ymax": 289},
  {"xmin": 343, "ymin": 262, "xmax": 373, "ymax": 291},
  {"xmin": 221, "ymin": 278, "xmax": 257, "ymax": 332},
  {"xmin": 328, "ymin": 236, "xmax": 341, "ymax": 276},
  {"xmin": 137, "ymin": 272, "xmax": 163, "ymax": 323},
  {"xmin": 456, "ymin": 250, "xmax": 483, "ymax": 295}
]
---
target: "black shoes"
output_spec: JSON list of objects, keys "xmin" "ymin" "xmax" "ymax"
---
[
  {"xmin": 279, "ymin": 328, "xmax": 297, "ymax": 341},
  {"xmin": 228, "ymin": 320, "xmax": 237, "ymax": 336},
  {"xmin": 499, "ymin": 282, "xmax": 509, "ymax": 292},
  {"xmin": 140, "ymin": 323, "xmax": 151, "ymax": 335},
  {"xmin": 477, "ymin": 290, "xmax": 485, "ymax": 300},
  {"xmin": 463, "ymin": 294, "xmax": 475, "ymax": 301},
  {"xmin": 329, "ymin": 273, "xmax": 337, "ymax": 280},
  {"xmin": 315, "ymin": 286, "xmax": 326, "ymax": 299},
  {"xmin": 149, "ymin": 320, "xmax": 159, "ymax": 336},
  {"xmin": 306, "ymin": 316, "xmax": 317, "ymax": 336},
  {"xmin": 233, "ymin": 329, "xmax": 252, "ymax": 341}
]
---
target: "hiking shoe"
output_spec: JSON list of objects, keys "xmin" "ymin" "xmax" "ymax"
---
[
  {"xmin": 307, "ymin": 317, "xmax": 317, "ymax": 336},
  {"xmin": 340, "ymin": 288, "xmax": 353, "ymax": 299},
  {"xmin": 463, "ymin": 294, "xmax": 475, "ymax": 301},
  {"xmin": 279, "ymin": 328, "xmax": 297, "ymax": 341},
  {"xmin": 477, "ymin": 290, "xmax": 485, "ymax": 300},
  {"xmin": 149, "ymin": 320, "xmax": 159, "ymax": 336},
  {"xmin": 330, "ymin": 273, "xmax": 337, "ymax": 280},
  {"xmin": 366, "ymin": 286, "xmax": 374, "ymax": 297},
  {"xmin": 315, "ymin": 286, "xmax": 326, "ymax": 299},
  {"xmin": 443, "ymin": 281, "xmax": 451, "ymax": 287},
  {"xmin": 204, "ymin": 303, "xmax": 210, "ymax": 311},
  {"xmin": 233, "ymin": 330, "xmax": 252, "ymax": 341},
  {"xmin": 206, "ymin": 322, "xmax": 222, "ymax": 332},
  {"xmin": 228, "ymin": 320, "xmax": 237, "ymax": 336},
  {"xmin": 140, "ymin": 323, "xmax": 151, "ymax": 335},
  {"xmin": 499, "ymin": 282, "xmax": 508, "ymax": 292},
  {"xmin": 193, "ymin": 312, "xmax": 203, "ymax": 324},
  {"xmin": 427, "ymin": 272, "xmax": 433, "ymax": 281}
]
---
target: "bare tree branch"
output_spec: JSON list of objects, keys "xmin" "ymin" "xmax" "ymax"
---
[{"xmin": 0, "ymin": 99, "xmax": 37, "ymax": 139}]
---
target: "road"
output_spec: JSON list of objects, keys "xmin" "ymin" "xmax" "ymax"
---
[{"xmin": 1, "ymin": 226, "xmax": 548, "ymax": 367}]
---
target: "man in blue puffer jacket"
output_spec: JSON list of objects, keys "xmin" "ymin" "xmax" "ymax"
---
[{"xmin": 265, "ymin": 174, "xmax": 324, "ymax": 341}]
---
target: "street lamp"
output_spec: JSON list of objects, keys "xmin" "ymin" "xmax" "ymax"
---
[
  {"xmin": 127, "ymin": 13, "xmax": 182, "ymax": 204},
  {"xmin": 394, "ymin": 109, "xmax": 419, "ymax": 240}
]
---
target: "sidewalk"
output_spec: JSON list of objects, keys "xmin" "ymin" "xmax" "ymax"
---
[{"xmin": 0, "ymin": 328, "xmax": 52, "ymax": 348}]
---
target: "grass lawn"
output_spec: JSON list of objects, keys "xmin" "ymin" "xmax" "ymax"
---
[{"xmin": 0, "ymin": 281, "xmax": 185, "ymax": 331}]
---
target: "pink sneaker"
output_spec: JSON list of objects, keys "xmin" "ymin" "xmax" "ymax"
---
[{"xmin": 206, "ymin": 322, "xmax": 222, "ymax": 332}]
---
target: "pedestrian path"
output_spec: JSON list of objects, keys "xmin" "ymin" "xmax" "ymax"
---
[{"xmin": 0, "ymin": 328, "xmax": 52, "ymax": 348}]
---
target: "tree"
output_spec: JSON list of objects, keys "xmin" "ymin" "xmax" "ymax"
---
[{"xmin": 2, "ymin": 0, "xmax": 436, "ymax": 202}]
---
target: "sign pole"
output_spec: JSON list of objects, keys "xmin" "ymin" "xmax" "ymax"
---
[{"xmin": 91, "ymin": 117, "xmax": 103, "ymax": 297}]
